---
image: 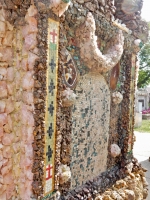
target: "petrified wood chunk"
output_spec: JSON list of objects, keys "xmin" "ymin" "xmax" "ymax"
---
[{"xmin": 110, "ymin": 62, "xmax": 120, "ymax": 90}]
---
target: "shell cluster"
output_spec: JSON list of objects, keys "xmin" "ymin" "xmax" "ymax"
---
[{"xmin": 112, "ymin": 92, "xmax": 123, "ymax": 104}]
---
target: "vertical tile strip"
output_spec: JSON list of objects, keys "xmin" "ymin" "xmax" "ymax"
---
[
  {"xmin": 44, "ymin": 18, "xmax": 59, "ymax": 196},
  {"xmin": 128, "ymin": 54, "xmax": 136, "ymax": 152}
]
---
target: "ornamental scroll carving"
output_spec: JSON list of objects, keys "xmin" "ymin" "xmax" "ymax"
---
[{"xmin": 75, "ymin": 12, "xmax": 124, "ymax": 73}]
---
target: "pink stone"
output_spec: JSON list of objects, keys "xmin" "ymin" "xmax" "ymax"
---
[
  {"xmin": 7, "ymin": 82, "xmax": 14, "ymax": 95},
  {"xmin": 21, "ymin": 57, "xmax": 28, "ymax": 71},
  {"xmin": 7, "ymin": 115, "xmax": 12, "ymax": 131},
  {"xmin": 20, "ymin": 155, "xmax": 32, "ymax": 168},
  {"xmin": 32, "ymin": 47, "xmax": 39, "ymax": 55},
  {"xmin": 0, "ymin": 47, "xmax": 13, "ymax": 63},
  {"xmin": 15, "ymin": 71, "xmax": 21, "ymax": 90},
  {"xmin": 22, "ymin": 18, "xmax": 38, "ymax": 38},
  {"xmin": 27, "ymin": 17, "xmax": 38, "ymax": 32},
  {"xmin": 5, "ymin": 97, "xmax": 15, "ymax": 114},
  {"xmin": 0, "ymin": 67, "xmax": 7, "ymax": 80},
  {"xmin": 22, "ymin": 91, "xmax": 34, "ymax": 105},
  {"xmin": 0, "ymin": 21, "xmax": 6, "ymax": 33},
  {"xmin": 16, "ymin": 54, "xmax": 21, "ymax": 70},
  {"xmin": 0, "ymin": 175, "xmax": 3, "ymax": 183},
  {"xmin": 6, "ymin": 184, "xmax": 15, "ymax": 200},
  {"xmin": 0, "ymin": 192, "xmax": 6, "ymax": 200},
  {"xmin": 3, "ymin": 172, "xmax": 14, "ymax": 185},
  {"xmin": 2, "ymin": 146, "xmax": 11, "ymax": 158},
  {"xmin": 7, "ymin": 67, "xmax": 14, "ymax": 82},
  {"xmin": 0, "ymin": 152, "xmax": 3, "ymax": 161},
  {"xmin": 15, "ymin": 127, "xmax": 21, "ymax": 138},
  {"xmin": 3, "ymin": 31, "xmax": 13, "ymax": 46},
  {"xmin": 21, "ymin": 125, "xmax": 27, "ymax": 143},
  {"xmin": 1, "ymin": 160, "xmax": 12, "ymax": 175},
  {"xmin": 20, "ymin": 188, "xmax": 32, "ymax": 200},
  {"xmin": 28, "ymin": 5, "xmax": 38, "ymax": 17},
  {"xmin": 24, "ymin": 184, "xmax": 33, "ymax": 199},
  {"xmin": 28, "ymin": 51, "xmax": 38, "ymax": 70},
  {"xmin": 22, "ymin": 71, "xmax": 34, "ymax": 90},
  {"xmin": 24, "ymin": 157, "xmax": 33, "ymax": 167},
  {"xmin": 12, "ymin": 142, "xmax": 20, "ymax": 153},
  {"xmin": 0, "ymin": 8, "xmax": 5, "ymax": 22},
  {"xmin": 0, "ymin": 126, "xmax": 4, "ymax": 137},
  {"xmin": 20, "ymin": 104, "xmax": 34, "ymax": 125},
  {"xmin": 25, "ymin": 143, "xmax": 33, "ymax": 158},
  {"xmin": 27, "ymin": 126, "xmax": 34, "ymax": 142},
  {"xmin": 22, "ymin": 44, "xmax": 28, "ymax": 57},
  {"xmin": 0, "ymin": 113, "xmax": 7, "ymax": 126},
  {"xmin": 15, "ymin": 91, "xmax": 22, "ymax": 102},
  {"xmin": 51, "ymin": 0, "xmax": 70, "ymax": 17},
  {"xmin": 6, "ymin": 21, "xmax": 13, "ymax": 31},
  {"xmin": 19, "ymin": 183, "xmax": 27, "ymax": 199},
  {"xmin": 0, "ymin": 100, "xmax": 5, "ymax": 113},
  {"xmin": 1, "ymin": 158, "xmax": 8, "ymax": 167},
  {"xmin": 25, "ymin": 33, "xmax": 37, "ymax": 50},
  {"xmin": 0, "ymin": 81, "xmax": 7, "ymax": 98},
  {"xmin": 111, "ymin": 144, "xmax": 121, "ymax": 158},
  {"xmin": 2, "ymin": 133, "xmax": 14, "ymax": 145},
  {"xmin": 26, "ymin": 170, "xmax": 33, "ymax": 181},
  {"xmin": 51, "ymin": 0, "xmax": 61, "ymax": 7}
]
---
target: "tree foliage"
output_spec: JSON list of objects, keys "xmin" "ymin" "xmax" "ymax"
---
[{"xmin": 137, "ymin": 23, "xmax": 150, "ymax": 88}]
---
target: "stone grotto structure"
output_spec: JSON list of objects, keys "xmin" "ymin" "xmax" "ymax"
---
[{"xmin": 0, "ymin": 0, "xmax": 149, "ymax": 199}]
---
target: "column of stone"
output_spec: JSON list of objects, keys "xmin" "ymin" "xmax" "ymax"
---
[
  {"xmin": 17, "ymin": 5, "xmax": 38, "ymax": 199},
  {"xmin": 0, "ymin": 8, "xmax": 15, "ymax": 199}
]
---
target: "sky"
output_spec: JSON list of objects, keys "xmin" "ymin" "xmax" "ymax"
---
[{"xmin": 141, "ymin": 0, "xmax": 150, "ymax": 21}]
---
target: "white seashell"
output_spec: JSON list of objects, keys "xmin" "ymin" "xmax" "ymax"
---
[
  {"xmin": 134, "ymin": 39, "xmax": 141, "ymax": 46},
  {"xmin": 111, "ymin": 144, "xmax": 121, "ymax": 157}
]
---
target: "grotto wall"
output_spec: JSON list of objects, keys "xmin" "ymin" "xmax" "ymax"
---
[{"xmin": 0, "ymin": 0, "xmax": 149, "ymax": 200}]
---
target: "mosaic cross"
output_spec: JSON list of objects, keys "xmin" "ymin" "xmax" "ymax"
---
[
  {"xmin": 48, "ymin": 101, "xmax": 54, "ymax": 116},
  {"xmin": 50, "ymin": 29, "xmax": 57, "ymax": 43},
  {"xmin": 47, "ymin": 123, "xmax": 53, "ymax": 139},
  {"xmin": 46, "ymin": 164, "xmax": 53, "ymax": 180},
  {"xmin": 48, "ymin": 79, "xmax": 55, "ymax": 95},
  {"xmin": 49, "ymin": 58, "xmax": 56, "ymax": 73},
  {"xmin": 46, "ymin": 145, "xmax": 53, "ymax": 162}
]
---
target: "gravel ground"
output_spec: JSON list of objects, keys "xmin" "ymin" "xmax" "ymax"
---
[{"xmin": 133, "ymin": 131, "xmax": 150, "ymax": 200}]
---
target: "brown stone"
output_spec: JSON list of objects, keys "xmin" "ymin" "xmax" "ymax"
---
[{"xmin": 110, "ymin": 62, "xmax": 120, "ymax": 90}]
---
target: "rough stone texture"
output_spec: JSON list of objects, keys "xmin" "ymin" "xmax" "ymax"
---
[
  {"xmin": 71, "ymin": 72, "xmax": 110, "ymax": 188},
  {"xmin": 0, "ymin": 4, "xmax": 37, "ymax": 199},
  {"xmin": 96, "ymin": 167, "xmax": 149, "ymax": 200},
  {"xmin": 115, "ymin": 0, "xmax": 149, "ymax": 42}
]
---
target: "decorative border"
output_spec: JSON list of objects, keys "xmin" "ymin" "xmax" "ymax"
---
[
  {"xmin": 128, "ymin": 54, "xmax": 136, "ymax": 152},
  {"xmin": 44, "ymin": 18, "xmax": 59, "ymax": 196}
]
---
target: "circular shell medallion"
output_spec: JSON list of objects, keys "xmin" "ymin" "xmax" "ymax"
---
[{"xmin": 63, "ymin": 52, "xmax": 78, "ymax": 89}]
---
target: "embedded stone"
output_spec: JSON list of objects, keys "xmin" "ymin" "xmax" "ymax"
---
[
  {"xmin": 2, "ymin": 31, "xmax": 13, "ymax": 46},
  {"xmin": 111, "ymin": 144, "xmax": 121, "ymax": 157},
  {"xmin": 110, "ymin": 62, "xmax": 120, "ymax": 90}
]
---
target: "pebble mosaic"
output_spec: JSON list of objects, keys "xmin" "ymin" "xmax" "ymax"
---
[{"xmin": 71, "ymin": 72, "xmax": 110, "ymax": 188}]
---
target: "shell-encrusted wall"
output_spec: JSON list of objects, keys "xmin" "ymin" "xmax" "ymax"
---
[
  {"xmin": 0, "ymin": 0, "xmax": 149, "ymax": 199},
  {"xmin": 115, "ymin": 0, "xmax": 149, "ymax": 42}
]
